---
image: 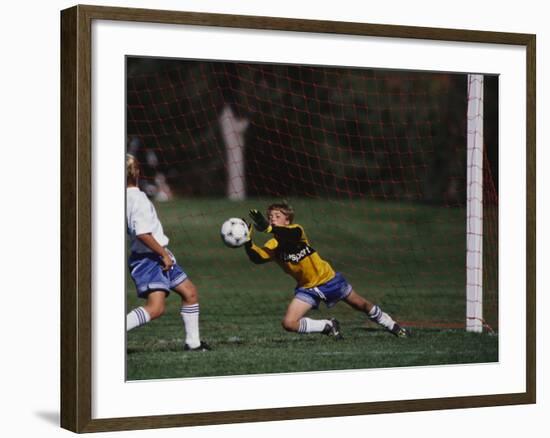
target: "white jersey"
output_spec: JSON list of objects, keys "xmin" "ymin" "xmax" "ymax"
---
[{"xmin": 126, "ymin": 187, "xmax": 169, "ymax": 253}]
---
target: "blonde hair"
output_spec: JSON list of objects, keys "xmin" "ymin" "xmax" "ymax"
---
[
  {"xmin": 126, "ymin": 153, "xmax": 140, "ymax": 186},
  {"xmin": 267, "ymin": 202, "xmax": 295, "ymax": 223}
]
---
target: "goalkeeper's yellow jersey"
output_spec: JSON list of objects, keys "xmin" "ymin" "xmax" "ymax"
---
[{"xmin": 245, "ymin": 224, "xmax": 335, "ymax": 288}]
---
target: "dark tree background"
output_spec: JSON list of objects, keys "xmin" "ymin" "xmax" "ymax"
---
[{"xmin": 127, "ymin": 57, "xmax": 498, "ymax": 204}]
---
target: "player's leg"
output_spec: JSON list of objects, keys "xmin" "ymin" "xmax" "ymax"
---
[
  {"xmin": 172, "ymin": 278, "xmax": 209, "ymax": 350},
  {"xmin": 126, "ymin": 290, "xmax": 167, "ymax": 331},
  {"xmin": 282, "ymin": 298, "xmax": 312, "ymax": 332},
  {"xmin": 282, "ymin": 297, "xmax": 341, "ymax": 338},
  {"xmin": 342, "ymin": 290, "xmax": 374, "ymax": 313},
  {"xmin": 343, "ymin": 290, "xmax": 409, "ymax": 337},
  {"xmin": 144, "ymin": 290, "xmax": 168, "ymax": 318},
  {"xmin": 127, "ymin": 252, "xmax": 172, "ymax": 331},
  {"xmin": 173, "ymin": 277, "xmax": 198, "ymax": 305}
]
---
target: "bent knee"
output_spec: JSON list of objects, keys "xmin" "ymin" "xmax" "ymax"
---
[
  {"xmin": 147, "ymin": 304, "xmax": 165, "ymax": 320},
  {"xmin": 182, "ymin": 290, "xmax": 198, "ymax": 305},
  {"xmin": 186, "ymin": 286, "xmax": 198, "ymax": 302},
  {"xmin": 178, "ymin": 280, "xmax": 199, "ymax": 304},
  {"xmin": 281, "ymin": 318, "xmax": 299, "ymax": 332}
]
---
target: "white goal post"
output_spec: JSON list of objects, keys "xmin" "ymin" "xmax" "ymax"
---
[
  {"xmin": 221, "ymin": 104, "xmax": 249, "ymax": 201},
  {"xmin": 466, "ymin": 74, "xmax": 484, "ymax": 333}
]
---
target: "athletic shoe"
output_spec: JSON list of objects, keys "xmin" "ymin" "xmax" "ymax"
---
[
  {"xmin": 390, "ymin": 323, "xmax": 411, "ymax": 338},
  {"xmin": 184, "ymin": 341, "xmax": 211, "ymax": 351},
  {"xmin": 322, "ymin": 318, "xmax": 343, "ymax": 340}
]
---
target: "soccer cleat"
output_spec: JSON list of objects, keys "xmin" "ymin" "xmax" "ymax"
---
[
  {"xmin": 390, "ymin": 323, "xmax": 411, "ymax": 338},
  {"xmin": 322, "ymin": 318, "xmax": 343, "ymax": 340},
  {"xmin": 184, "ymin": 341, "xmax": 211, "ymax": 351}
]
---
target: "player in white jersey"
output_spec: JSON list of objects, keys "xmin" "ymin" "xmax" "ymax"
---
[{"xmin": 126, "ymin": 154, "xmax": 209, "ymax": 351}]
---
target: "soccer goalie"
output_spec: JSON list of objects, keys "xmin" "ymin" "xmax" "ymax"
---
[{"xmin": 244, "ymin": 202, "xmax": 410, "ymax": 339}]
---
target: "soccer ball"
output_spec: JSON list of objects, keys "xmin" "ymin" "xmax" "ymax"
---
[{"xmin": 220, "ymin": 218, "xmax": 250, "ymax": 248}]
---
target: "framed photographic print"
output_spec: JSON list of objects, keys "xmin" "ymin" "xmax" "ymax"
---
[{"xmin": 60, "ymin": 4, "xmax": 536, "ymax": 433}]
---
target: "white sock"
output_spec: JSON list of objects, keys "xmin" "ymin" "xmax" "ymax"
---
[
  {"xmin": 180, "ymin": 304, "xmax": 201, "ymax": 348},
  {"xmin": 298, "ymin": 317, "xmax": 331, "ymax": 334},
  {"xmin": 368, "ymin": 305, "xmax": 396, "ymax": 330},
  {"xmin": 126, "ymin": 306, "xmax": 151, "ymax": 331}
]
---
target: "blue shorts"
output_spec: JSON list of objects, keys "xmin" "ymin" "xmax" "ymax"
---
[
  {"xmin": 128, "ymin": 251, "xmax": 188, "ymax": 299},
  {"xmin": 294, "ymin": 272, "xmax": 353, "ymax": 309}
]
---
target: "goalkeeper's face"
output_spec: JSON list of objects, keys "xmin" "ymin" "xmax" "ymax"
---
[{"xmin": 268, "ymin": 209, "xmax": 290, "ymax": 227}]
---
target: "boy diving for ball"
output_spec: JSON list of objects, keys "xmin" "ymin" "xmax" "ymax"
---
[{"xmin": 244, "ymin": 202, "xmax": 410, "ymax": 339}]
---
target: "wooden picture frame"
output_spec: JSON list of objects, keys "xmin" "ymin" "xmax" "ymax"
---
[{"xmin": 61, "ymin": 4, "xmax": 536, "ymax": 433}]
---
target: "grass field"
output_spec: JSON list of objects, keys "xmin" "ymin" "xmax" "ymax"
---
[{"xmin": 126, "ymin": 198, "xmax": 498, "ymax": 380}]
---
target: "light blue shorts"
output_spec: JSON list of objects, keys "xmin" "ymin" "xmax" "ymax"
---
[
  {"xmin": 128, "ymin": 251, "xmax": 188, "ymax": 298},
  {"xmin": 294, "ymin": 272, "xmax": 352, "ymax": 309}
]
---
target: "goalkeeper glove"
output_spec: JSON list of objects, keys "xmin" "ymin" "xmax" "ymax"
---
[
  {"xmin": 241, "ymin": 218, "xmax": 253, "ymax": 242},
  {"xmin": 249, "ymin": 209, "xmax": 272, "ymax": 233}
]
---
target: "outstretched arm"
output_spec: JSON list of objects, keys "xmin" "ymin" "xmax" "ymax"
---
[
  {"xmin": 244, "ymin": 241, "xmax": 272, "ymax": 264},
  {"xmin": 242, "ymin": 219, "xmax": 273, "ymax": 264}
]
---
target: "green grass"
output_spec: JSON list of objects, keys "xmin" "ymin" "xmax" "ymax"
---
[{"xmin": 126, "ymin": 198, "xmax": 498, "ymax": 380}]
